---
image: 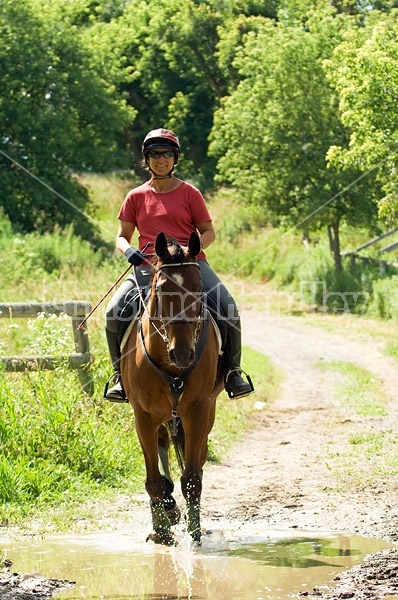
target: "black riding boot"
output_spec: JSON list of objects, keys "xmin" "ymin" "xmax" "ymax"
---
[
  {"xmin": 224, "ymin": 320, "xmax": 254, "ymax": 399},
  {"xmin": 104, "ymin": 328, "xmax": 128, "ymax": 403}
]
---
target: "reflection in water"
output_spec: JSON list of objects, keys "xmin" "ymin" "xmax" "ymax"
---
[
  {"xmin": 1, "ymin": 525, "xmax": 391, "ymax": 600},
  {"xmin": 229, "ymin": 534, "xmax": 360, "ymax": 568}
]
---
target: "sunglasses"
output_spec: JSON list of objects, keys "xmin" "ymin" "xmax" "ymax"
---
[{"xmin": 147, "ymin": 150, "xmax": 175, "ymax": 159}]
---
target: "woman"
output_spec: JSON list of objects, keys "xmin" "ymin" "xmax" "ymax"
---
[{"xmin": 104, "ymin": 128, "xmax": 254, "ymax": 401}]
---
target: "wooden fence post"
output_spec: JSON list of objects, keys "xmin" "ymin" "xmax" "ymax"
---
[{"xmin": 0, "ymin": 301, "xmax": 94, "ymax": 396}]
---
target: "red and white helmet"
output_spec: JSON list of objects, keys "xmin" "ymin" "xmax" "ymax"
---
[{"xmin": 142, "ymin": 128, "xmax": 181, "ymax": 158}]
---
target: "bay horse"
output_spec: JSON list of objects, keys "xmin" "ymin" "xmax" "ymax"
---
[{"xmin": 120, "ymin": 231, "xmax": 224, "ymax": 545}]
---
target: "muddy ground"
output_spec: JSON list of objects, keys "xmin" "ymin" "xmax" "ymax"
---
[{"xmin": 1, "ymin": 308, "xmax": 398, "ymax": 599}]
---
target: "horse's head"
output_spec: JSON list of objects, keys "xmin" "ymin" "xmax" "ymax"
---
[{"xmin": 151, "ymin": 232, "xmax": 203, "ymax": 368}]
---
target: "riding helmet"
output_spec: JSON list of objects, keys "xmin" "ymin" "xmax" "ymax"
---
[{"xmin": 142, "ymin": 129, "xmax": 181, "ymax": 159}]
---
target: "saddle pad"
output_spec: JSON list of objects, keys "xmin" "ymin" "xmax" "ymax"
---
[
  {"xmin": 209, "ymin": 311, "xmax": 223, "ymax": 355},
  {"xmin": 120, "ymin": 315, "xmax": 139, "ymax": 353}
]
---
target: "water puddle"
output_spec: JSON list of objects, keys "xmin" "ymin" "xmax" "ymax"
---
[{"xmin": 1, "ymin": 522, "xmax": 391, "ymax": 599}]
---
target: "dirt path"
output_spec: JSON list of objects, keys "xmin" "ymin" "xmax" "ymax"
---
[
  {"xmin": 2, "ymin": 309, "xmax": 398, "ymax": 599},
  {"xmin": 201, "ymin": 310, "xmax": 398, "ymax": 598}
]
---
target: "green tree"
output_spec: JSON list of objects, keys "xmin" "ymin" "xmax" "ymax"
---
[
  {"xmin": 83, "ymin": 0, "xmax": 280, "ymax": 188},
  {"xmin": 325, "ymin": 11, "xmax": 398, "ymax": 224},
  {"xmin": 209, "ymin": 2, "xmax": 381, "ymax": 269},
  {"xmin": 0, "ymin": 0, "xmax": 133, "ymax": 239},
  {"xmin": 93, "ymin": 0, "xmax": 226, "ymax": 188},
  {"xmin": 37, "ymin": 0, "xmax": 280, "ymax": 189}
]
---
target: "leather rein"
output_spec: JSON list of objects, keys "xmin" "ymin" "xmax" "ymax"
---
[{"xmin": 135, "ymin": 261, "xmax": 210, "ymax": 436}]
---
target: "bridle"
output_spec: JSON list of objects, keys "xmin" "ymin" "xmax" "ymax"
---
[{"xmin": 150, "ymin": 261, "xmax": 203, "ymax": 352}]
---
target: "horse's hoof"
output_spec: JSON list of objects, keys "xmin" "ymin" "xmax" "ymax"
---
[
  {"xmin": 166, "ymin": 504, "xmax": 181, "ymax": 526},
  {"xmin": 190, "ymin": 529, "xmax": 202, "ymax": 546},
  {"xmin": 146, "ymin": 531, "xmax": 176, "ymax": 546}
]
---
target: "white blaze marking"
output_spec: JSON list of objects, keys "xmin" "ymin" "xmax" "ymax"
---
[{"xmin": 172, "ymin": 273, "xmax": 184, "ymax": 287}]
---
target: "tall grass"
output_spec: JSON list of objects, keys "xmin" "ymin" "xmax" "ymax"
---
[
  {"xmin": 367, "ymin": 275, "xmax": 398, "ymax": 321},
  {"xmin": 0, "ymin": 363, "xmax": 144, "ymax": 521}
]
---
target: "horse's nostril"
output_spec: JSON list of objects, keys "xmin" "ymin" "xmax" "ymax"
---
[{"xmin": 169, "ymin": 347, "xmax": 194, "ymax": 367}]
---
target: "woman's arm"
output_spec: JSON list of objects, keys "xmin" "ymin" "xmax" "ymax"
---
[
  {"xmin": 116, "ymin": 220, "xmax": 135, "ymax": 254},
  {"xmin": 197, "ymin": 221, "xmax": 215, "ymax": 249}
]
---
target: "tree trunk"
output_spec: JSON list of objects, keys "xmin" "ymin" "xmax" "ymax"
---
[{"xmin": 328, "ymin": 221, "xmax": 342, "ymax": 272}]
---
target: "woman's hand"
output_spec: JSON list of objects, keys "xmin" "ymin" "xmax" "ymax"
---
[{"xmin": 125, "ymin": 247, "xmax": 145, "ymax": 266}]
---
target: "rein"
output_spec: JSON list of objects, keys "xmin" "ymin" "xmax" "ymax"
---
[{"xmin": 135, "ymin": 259, "xmax": 208, "ymax": 436}]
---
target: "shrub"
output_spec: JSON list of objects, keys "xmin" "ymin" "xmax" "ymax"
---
[{"xmin": 368, "ymin": 275, "xmax": 398, "ymax": 321}]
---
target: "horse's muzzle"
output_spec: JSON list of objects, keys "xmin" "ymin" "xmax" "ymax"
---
[{"xmin": 169, "ymin": 346, "xmax": 195, "ymax": 368}]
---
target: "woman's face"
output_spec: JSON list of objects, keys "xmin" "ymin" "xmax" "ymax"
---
[{"xmin": 147, "ymin": 148, "xmax": 175, "ymax": 176}]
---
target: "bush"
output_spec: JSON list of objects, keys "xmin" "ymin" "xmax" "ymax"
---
[
  {"xmin": 292, "ymin": 241, "xmax": 372, "ymax": 314},
  {"xmin": 368, "ymin": 275, "xmax": 398, "ymax": 321}
]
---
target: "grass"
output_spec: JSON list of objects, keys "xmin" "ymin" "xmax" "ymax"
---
[
  {"xmin": 0, "ymin": 331, "xmax": 278, "ymax": 531},
  {"xmin": 78, "ymin": 172, "xmax": 136, "ymax": 245},
  {"xmin": 318, "ymin": 359, "xmax": 398, "ymax": 489},
  {"xmin": 385, "ymin": 339, "xmax": 398, "ymax": 361},
  {"xmin": 327, "ymin": 428, "xmax": 398, "ymax": 490},
  {"xmin": 316, "ymin": 359, "xmax": 387, "ymax": 417},
  {"xmin": 0, "ymin": 260, "xmax": 281, "ymax": 530}
]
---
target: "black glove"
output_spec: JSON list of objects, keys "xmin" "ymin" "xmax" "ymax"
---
[{"xmin": 125, "ymin": 246, "xmax": 145, "ymax": 266}]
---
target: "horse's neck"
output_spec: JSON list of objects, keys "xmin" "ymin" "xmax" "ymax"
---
[
  {"xmin": 146, "ymin": 287, "xmax": 156, "ymax": 315},
  {"xmin": 141, "ymin": 294, "xmax": 165, "ymax": 363}
]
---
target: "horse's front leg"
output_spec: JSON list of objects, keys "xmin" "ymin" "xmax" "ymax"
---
[
  {"xmin": 157, "ymin": 424, "xmax": 181, "ymax": 526},
  {"xmin": 180, "ymin": 407, "xmax": 214, "ymax": 545},
  {"xmin": 133, "ymin": 406, "xmax": 175, "ymax": 546},
  {"xmin": 182, "ymin": 469, "xmax": 203, "ymax": 544}
]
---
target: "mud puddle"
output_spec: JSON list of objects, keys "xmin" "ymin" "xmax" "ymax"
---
[{"xmin": 1, "ymin": 523, "xmax": 392, "ymax": 599}]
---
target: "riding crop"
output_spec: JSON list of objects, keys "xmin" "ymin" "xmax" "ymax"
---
[{"xmin": 77, "ymin": 264, "xmax": 132, "ymax": 330}]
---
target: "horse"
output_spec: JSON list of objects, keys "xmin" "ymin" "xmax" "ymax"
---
[{"xmin": 120, "ymin": 231, "xmax": 224, "ymax": 546}]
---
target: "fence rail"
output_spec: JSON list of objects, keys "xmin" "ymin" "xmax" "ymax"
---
[
  {"xmin": 342, "ymin": 252, "xmax": 398, "ymax": 273},
  {"xmin": 0, "ymin": 301, "xmax": 94, "ymax": 396}
]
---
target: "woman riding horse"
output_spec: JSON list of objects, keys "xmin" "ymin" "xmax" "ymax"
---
[
  {"xmin": 121, "ymin": 231, "xmax": 222, "ymax": 544},
  {"xmin": 104, "ymin": 128, "xmax": 254, "ymax": 402}
]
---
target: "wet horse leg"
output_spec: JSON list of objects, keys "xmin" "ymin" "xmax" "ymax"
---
[
  {"xmin": 133, "ymin": 406, "xmax": 175, "ymax": 545},
  {"xmin": 180, "ymin": 406, "xmax": 214, "ymax": 544},
  {"xmin": 157, "ymin": 424, "xmax": 181, "ymax": 525}
]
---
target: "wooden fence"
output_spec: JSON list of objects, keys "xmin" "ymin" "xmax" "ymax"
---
[
  {"xmin": 0, "ymin": 301, "xmax": 94, "ymax": 396},
  {"xmin": 342, "ymin": 226, "xmax": 398, "ymax": 273}
]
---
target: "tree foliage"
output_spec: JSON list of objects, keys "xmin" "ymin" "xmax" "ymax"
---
[
  {"xmin": 0, "ymin": 0, "xmax": 133, "ymax": 239},
  {"xmin": 325, "ymin": 11, "xmax": 398, "ymax": 224},
  {"xmin": 88, "ymin": 0, "xmax": 229, "ymax": 187},
  {"xmin": 209, "ymin": 1, "xmax": 384, "ymax": 268},
  {"xmin": 0, "ymin": 0, "xmax": 397, "ymax": 254}
]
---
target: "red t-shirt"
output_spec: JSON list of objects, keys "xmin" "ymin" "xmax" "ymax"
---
[{"xmin": 117, "ymin": 181, "xmax": 212, "ymax": 260}]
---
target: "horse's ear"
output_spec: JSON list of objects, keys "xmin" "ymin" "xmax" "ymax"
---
[
  {"xmin": 155, "ymin": 232, "xmax": 170, "ymax": 260},
  {"xmin": 188, "ymin": 232, "xmax": 201, "ymax": 258}
]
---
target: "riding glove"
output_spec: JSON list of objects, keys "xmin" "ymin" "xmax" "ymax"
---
[{"xmin": 125, "ymin": 246, "xmax": 145, "ymax": 266}]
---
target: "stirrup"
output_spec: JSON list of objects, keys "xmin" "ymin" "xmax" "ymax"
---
[
  {"xmin": 104, "ymin": 372, "xmax": 129, "ymax": 403},
  {"xmin": 225, "ymin": 368, "xmax": 254, "ymax": 399}
]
